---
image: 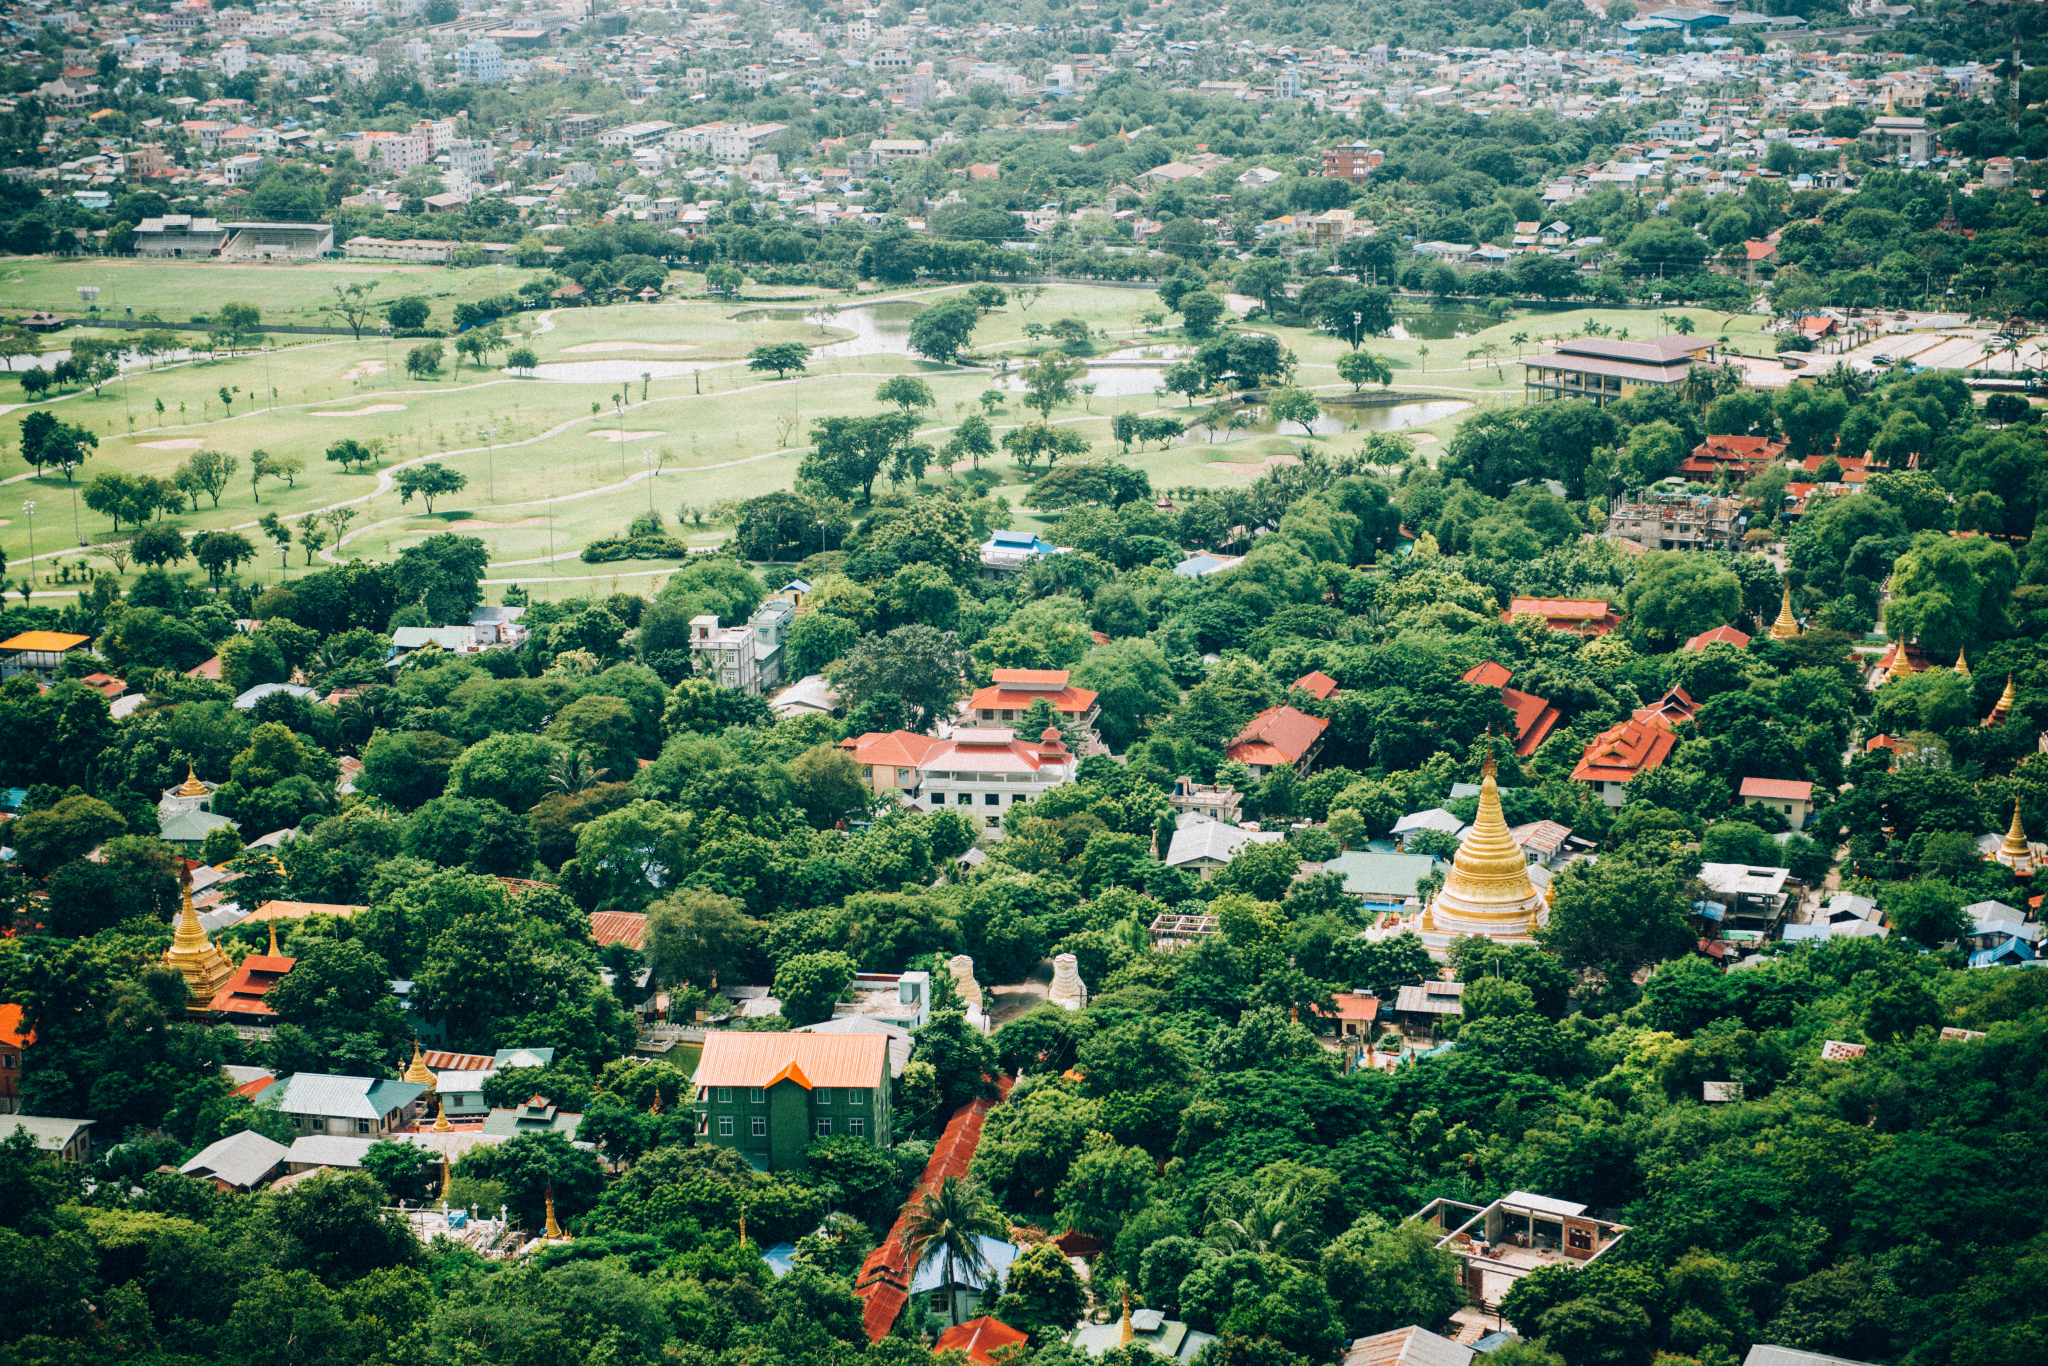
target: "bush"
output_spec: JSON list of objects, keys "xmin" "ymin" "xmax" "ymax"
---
[{"xmin": 581, "ymin": 536, "xmax": 692, "ymax": 563}]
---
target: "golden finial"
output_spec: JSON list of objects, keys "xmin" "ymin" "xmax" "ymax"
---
[
  {"xmin": 1987, "ymin": 673, "xmax": 2018, "ymax": 727},
  {"xmin": 439, "ymin": 1154, "xmax": 452, "ymax": 1198},
  {"xmin": 266, "ymin": 917, "xmax": 280, "ymax": 957},
  {"xmin": 649, "ymin": 1089, "xmax": 664, "ymax": 1116},
  {"xmin": 1997, "ymin": 796, "xmax": 2032, "ymax": 866},
  {"xmin": 433, "ymin": 1094, "xmax": 452, "ymax": 1132},
  {"xmin": 1953, "ymin": 645, "xmax": 1970, "ymax": 677},
  {"xmin": 1883, "ymin": 85, "xmax": 1896, "ymax": 116},
  {"xmin": 544, "ymin": 1183, "xmax": 570, "ymax": 1240},
  {"xmin": 1120, "ymin": 1285, "xmax": 1134, "ymax": 1347}
]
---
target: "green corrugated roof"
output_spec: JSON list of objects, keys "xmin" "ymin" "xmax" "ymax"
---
[{"xmin": 1326, "ymin": 850, "xmax": 1440, "ymax": 898}]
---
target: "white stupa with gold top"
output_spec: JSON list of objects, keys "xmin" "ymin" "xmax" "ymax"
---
[{"xmin": 1415, "ymin": 749, "xmax": 1547, "ymax": 951}]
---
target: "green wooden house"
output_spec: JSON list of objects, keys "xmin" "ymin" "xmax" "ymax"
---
[{"xmin": 692, "ymin": 1032, "xmax": 891, "ymax": 1171}]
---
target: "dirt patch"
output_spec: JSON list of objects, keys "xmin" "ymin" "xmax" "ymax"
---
[
  {"xmin": 593, "ymin": 430, "xmax": 666, "ymax": 442},
  {"xmin": 1206, "ymin": 454, "xmax": 1301, "ymax": 476},
  {"xmin": 312, "ymin": 404, "xmax": 407, "ymax": 416},
  {"xmin": 445, "ymin": 517, "xmax": 552, "ymax": 530},
  {"xmin": 563, "ymin": 341, "xmax": 700, "ymax": 354},
  {"xmin": 1407, "ymin": 433, "xmax": 1439, "ymax": 444},
  {"xmin": 137, "ymin": 438, "xmax": 206, "ymax": 450},
  {"xmin": 340, "ymin": 360, "xmax": 385, "ymax": 381}
]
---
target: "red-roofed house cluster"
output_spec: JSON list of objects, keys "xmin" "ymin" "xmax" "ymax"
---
[
  {"xmin": 1570, "ymin": 687, "xmax": 1699, "ymax": 808},
  {"xmin": 1461, "ymin": 661, "xmax": 1563, "ymax": 757}
]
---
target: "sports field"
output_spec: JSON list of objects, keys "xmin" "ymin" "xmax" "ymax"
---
[{"xmin": 0, "ymin": 260, "xmax": 1762, "ymax": 599}]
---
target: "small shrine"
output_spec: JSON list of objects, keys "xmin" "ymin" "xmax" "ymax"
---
[
  {"xmin": 163, "ymin": 870, "xmax": 234, "ymax": 1018},
  {"xmin": 1048, "ymin": 952, "xmax": 1088, "ymax": 1011}
]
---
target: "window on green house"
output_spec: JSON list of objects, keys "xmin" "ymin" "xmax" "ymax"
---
[
  {"xmin": 849, "ymin": 1118, "xmax": 865, "ymax": 1137},
  {"xmin": 816, "ymin": 1088, "xmax": 832, "ymax": 1105},
  {"xmin": 718, "ymin": 1116, "xmax": 734, "ymax": 1136},
  {"xmin": 816, "ymin": 1117, "xmax": 832, "ymax": 1135},
  {"xmin": 749, "ymin": 1087, "xmax": 764, "ymax": 1103},
  {"xmin": 849, "ymin": 1089, "xmax": 867, "ymax": 1105},
  {"xmin": 751, "ymin": 1116, "xmax": 766, "ymax": 1137},
  {"xmin": 716, "ymin": 1086, "xmax": 731, "ymax": 1103}
]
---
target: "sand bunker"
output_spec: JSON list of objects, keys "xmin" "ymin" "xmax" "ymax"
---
[
  {"xmin": 446, "ymin": 517, "xmax": 551, "ymax": 530},
  {"xmin": 563, "ymin": 342, "xmax": 700, "ymax": 354},
  {"xmin": 593, "ymin": 430, "xmax": 666, "ymax": 442},
  {"xmin": 312, "ymin": 405, "xmax": 407, "ymax": 416},
  {"xmin": 1406, "ymin": 433, "xmax": 1438, "ymax": 444},
  {"xmin": 138, "ymin": 438, "xmax": 206, "ymax": 450},
  {"xmin": 1207, "ymin": 454, "xmax": 1301, "ymax": 476},
  {"xmin": 340, "ymin": 360, "xmax": 386, "ymax": 380}
]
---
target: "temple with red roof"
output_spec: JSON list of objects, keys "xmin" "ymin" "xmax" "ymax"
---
[
  {"xmin": 1504, "ymin": 597, "xmax": 1621, "ymax": 636},
  {"xmin": 1685, "ymin": 624, "xmax": 1751, "ymax": 652},
  {"xmin": 1679, "ymin": 434, "xmax": 1788, "ymax": 480},
  {"xmin": 1292, "ymin": 670, "xmax": 1340, "ymax": 701},
  {"xmin": 933, "ymin": 1316, "xmax": 1029, "ymax": 1366},
  {"xmin": 1461, "ymin": 661, "xmax": 1563, "ymax": 758},
  {"xmin": 1571, "ymin": 686, "xmax": 1697, "ymax": 809},
  {"xmin": 963, "ymin": 669, "xmax": 1101, "ymax": 738},
  {"xmin": 1225, "ymin": 705, "xmax": 1330, "ymax": 778}
]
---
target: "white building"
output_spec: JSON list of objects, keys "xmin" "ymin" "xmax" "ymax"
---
[{"xmin": 454, "ymin": 40, "xmax": 503, "ymax": 84}]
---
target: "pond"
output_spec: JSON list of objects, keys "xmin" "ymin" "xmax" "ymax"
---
[
  {"xmin": 1390, "ymin": 313, "xmax": 1493, "ymax": 341},
  {"xmin": 1191, "ymin": 398, "xmax": 1471, "ymax": 441},
  {"xmin": 734, "ymin": 300, "xmax": 925, "ymax": 358}
]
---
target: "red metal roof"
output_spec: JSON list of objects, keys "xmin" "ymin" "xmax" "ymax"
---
[
  {"xmin": 590, "ymin": 911, "xmax": 648, "ymax": 950},
  {"xmin": 696, "ymin": 1033, "xmax": 887, "ymax": 1090},
  {"xmin": 0, "ymin": 1002, "xmax": 31, "ymax": 1049},
  {"xmin": 1504, "ymin": 598, "xmax": 1620, "ymax": 635},
  {"xmin": 1461, "ymin": 661, "xmax": 1513, "ymax": 689},
  {"xmin": 1461, "ymin": 662, "xmax": 1562, "ymax": 757},
  {"xmin": 967, "ymin": 683, "xmax": 1099, "ymax": 714},
  {"xmin": 841, "ymin": 730, "xmax": 944, "ymax": 769},
  {"xmin": 1226, "ymin": 705, "xmax": 1329, "ymax": 766},
  {"xmin": 206, "ymin": 955, "xmax": 295, "ymax": 1019}
]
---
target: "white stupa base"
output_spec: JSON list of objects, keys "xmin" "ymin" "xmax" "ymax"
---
[{"xmin": 1366, "ymin": 909, "xmax": 1545, "ymax": 962}]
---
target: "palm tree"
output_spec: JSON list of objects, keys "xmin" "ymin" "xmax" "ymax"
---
[
  {"xmin": 1673, "ymin": 316, "xmax": 1696, "ymax": 336},
  {"xmin": 548, "ymin": 747, "xmax": 612, "ymax": 795},
  {"xmin": 1203, "ymin": 1187, "xmax": 1317, "ymax": 1265},
  {"xmin": 1510, "ymin": 331, "xmax": 1529, "ymax": 359},
  {"xmin": 902, "ymin": 1175, "xmax": 1008, "ymax": 1326}
]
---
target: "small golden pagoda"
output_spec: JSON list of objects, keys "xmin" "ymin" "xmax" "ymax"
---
[
  {"xmin": 1992, "ymin": 798, "xmax": 2037, "ymax": 876},
  {"xmin": 1953, "ymin": 646, "xmax": 1971, "ymax": 678},
  {"xmin": 164, "ymin": 870, "xmax": 234, "ymax": 1017},
  {"xmin": 175, "ymin": 763, "xmax": 210, "ymax": 799},
  {"xmin": 1985, "ymin": 674, "xmax": 2017, "ymax": 728},
  {"xmin": 1422, "ymin": 745, "xmax": 1545, "ymax": 939},
  {"xmin": 433, "ymin": 1095, "xmax": 452, "ymax": 1133},
  {"xmin": 1887, "ymin": 644, "xmax": 1916, "ymax": 684},
  {"xmin": 403, "ymin": 1040, "xmax": 437, "ymax": 1093},
  {"xmin": 543, "ymin": 1184, "xmax": 572, "ymax": 1241},
  {"xmin": 1768, "ymin": 586, "xmax": 1801, "ymax": 642}
]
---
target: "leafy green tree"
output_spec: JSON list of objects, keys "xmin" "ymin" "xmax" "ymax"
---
[
  {"xmin": 1622, "ymin": 552, "xmax": 1742, "ymax": 647},
  {"xmin": 1336, "ymin": 351, "xmax": 1393, "ymax": 390},
  {"xmin": 393, "ymin": 464, "xmax": 468, "ymax": 514},
  {"xmin": 645, "ymin": 887, "xmax": 761, "ymax": 989},
  {"xmin": 1267, "ymin": 388, "xmax": 1322, "ymax": 435},
  {"xmin": 1176, "ymin": 291, "xmax": 1227, "ymax": 337},
  {"xmin": 1540, "ymin": 859, "xmax": 1696, "ymax": 986},
  {"xmin": 993, "ymin": 1241, "xmax": 1089, "ymax": 1342},
  {"xmin": 829, "ymin": 624, "xmax": 967, "ymax": 733},
  {"xmin": 907, "ymin": 297, "xmax": 980, "ymax": 363},
  {"xmin": 747, "ymin": 342, "xmax": 811, "ymax": 378},
  {"xmin": 772, "ymin": 950, "xmax": 857, "ymax": 1025},
  {"xmin": 1055, "ymin": 1132, "xmax": 1155, "ymax": 1239}
]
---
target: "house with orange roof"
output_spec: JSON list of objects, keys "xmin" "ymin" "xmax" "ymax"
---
[
  {"xmin": 1460, "ymin": 661, "xmax": 1562, "ymax": 757},
  {"xmin": 1503, "ymin": 598, "xmax": 1621, "ymax": 636},
  {"xmin": 1633, "ymin": 685, "xmax": 1699, "ymax": 728},
  {"xmin": 1678, "ymin": 433, "xmax": 1788, "ymax": 480},
  {"xmin": 692, "ymin": 1031, "xmax": 890, "ymax": 1170},
  {"xmin": 1740, "ymin": 776, "xmax": 1815, "ymax": 831},
  {"xmin": 842, "ymin": 730, "xmax": 944, "ymax": 801},
  {"xmin": 963, "ymin": 668, "xmax": 1101, "ymax": 738},
  {"xmin": 0, "ymin": 630, "xmax": 92, "ymax": 682},
  {"xmin": 1685, "ymin": 624, "xmax": 1751, "ymax": 651},
  {"xmin": 1226, "ymin": 705, "xmax": 1330, "ymax": 778},
  {"xmin": 206, "ymin": 951, "xmax": 295, "ymax": 1024},
  {"xmin": 1571, "ymin": 714, "xmax": 1682, "ymax": 807},
  {"xmin": 1292, "ymin": 669, "xmax": 1340, "ymax": 700},
  {"xmin": 0, "ymin": 1003, "xmax": 30, "ymax": 1111},
  {"xmin": 934, "ymin": 1316, "xmax": 1028, "ymax": 1366},
  {"xmin": 843, "ymin": 727, "xmax": 1079, "ymax": 836}
]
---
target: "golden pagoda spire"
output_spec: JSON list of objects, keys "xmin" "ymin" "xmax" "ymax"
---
[
  {"xmin": 1997, "ymin": 797, "xmax": 2032, "ymax": 865},
  {"xmin": 544, "ymin": 1183, "xmax": 570, "ymax": 1240},
  {"xmin": 1119, "ymin": 1285, "xmax": 1134, "ymax": 1347},
  {"xmin": 176, "ymin": 763, "xmax": 210, "ymax": 799},
  {"xmin": 266, "ymin": 917, "xmax": 280, "ymax": 957},
  {"xmin": 164, "ymin": 868, "xmax": 233, "ymax": 1015},
  {"xmin": 434, "ymin": 1094, "xmax": 452, "ymax": 1132},
  {"xmin": 1986, "ymin": 673, "xmax": 2017, "ymax": 727},
  {"xmin": 404, "ymin": 1040, "xmax": 436, "ymax": 1092},
  {"xmin": 1953, "ymin": 645, "xmax": 1971, "ymax": 677},
  {"xmin": 1427, "ymin": 740, "xmax": 1545, "ymax": 936},
  {"xmin": 1888, "ymin": 644, "xmax": 1916, "ymax": 682},
  {"xmin": 1768, "ymin": 586, "xmax": 1801, "ymax": 641},
  {"xmin": 439, "ymin": 1154, "xmax": 452, "ymax": 1199},
  {"xmin": 1883, "ymin": 85, "xmax": 1897, "ymax": 116}
]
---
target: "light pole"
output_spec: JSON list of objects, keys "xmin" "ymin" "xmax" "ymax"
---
[
  {"xmin": 22, "ymin": 501, "xmax": 34, "ymax": 586},
  {"xmin": 71, "ymin": 484, "xmax": 80, "ymax": 546},
  {"xmin": 614, "ymin": 398, "xmax": 626, "ymax": 475},
  {"xmin": 1353, "ymin": 310, "xmax": 1363, "ymax": 348},
  {"xmin": 643, "ymin": 450, "xmax": 656, "ymax": 515},
  {"xmin": 380, "ymin": 320, "xmax": 391, "ymax": 388},
  {"xmin": 479, "ymin": 425, "xmax": 497, "ymax": 504}
]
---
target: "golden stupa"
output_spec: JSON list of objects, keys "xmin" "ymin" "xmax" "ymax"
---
[
  {"xmin": 175, "ymin": 763, "xmax": 210, "ymax": 799},
  {"xmin": 543, "ymin": 1184, "xmax": 572, "ymax": 1241},
  {"xmin": 1422, "ymin": 747, "xmax": 1545, "ymax": 938},
  {"xmin": 403, "ymin": 1040, "xmax": 437, "ymax": 1093},
  {"xmin": 1768, "ymin": 587, "xmax": 1801, "ymax": 641},
  {"xmin": 1985, "ymin": 674, "xmax": 2017, "ymax": 728},
  {"xmin": 1887, "ymin": 645, "xmax": 1916, "ymax": 683},
  {"xmin": 1992, "ymin": 798, "xmax": 2036, "ymax": 875},
  {"xmin": 164, "ymin": 870, "xmax": 234, "ymax": 1017},
  {"xmin": 433, "ymin": 1094, "xmax": 452, "ymax": 1132},
  {"xmin": 1953, "ymin": 646, "xmax": 1971, "ymax": 677}
]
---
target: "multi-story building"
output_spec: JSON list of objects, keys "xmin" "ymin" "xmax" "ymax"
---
[
  {"xmin": 1322, "ymin": 142, "xmax": 1381, "ymax": 182},
  {"xmin": 1521, "ymin": 335, "xmax": 1712, "ymax": 408},
  {"xmin": 454, "ymin": 40, "xmax": 503, "ymax": 84},
  {"xmin": 708, "ymin": 123, "xmax": 789, "ymax": 162},
  {"xmin": 693, "ymin": 1033, "xmax": 890, "ymax": 1171},
  {"xmin": 598, "ymin": 120, "xmax": 677, "ymax": 150},
  {"xmin": 1606, "ymin": 494, "xmax": 1746, "ymax": 552},
  {"xmin": 841, "ymin": 728, "xmax": 1079, "ymax": 835},
  {"xmin": 1225, "ymin": 705, "xmax": 1329, "ymax": 780},
  {"xmin": 961, "ymin": 669, "xmax": 1100, "ymax": 740},
  {"xmin": 689, "ymin": 615, "xmax": 758, "ymax": 694}
]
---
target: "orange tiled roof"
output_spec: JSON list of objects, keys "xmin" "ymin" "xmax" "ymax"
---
[
  {"xmin": 840, "ymin": 730, "xmax": 943, "ymax": 769},
  {"xmin": 1685, "ymin": 624, "xmax": 1752, "ymax": 651},
  {"xmin": 1292, "ymin": 669, "xmax": 1340, "ymax": 700},
  {"xmin": 1571, "ymin": 716, "xmax": 1679, "ymax": 784},
  {"xmin": 1740, "ymin": 777, "xmax": 1813, "ymax": 800},
  {"xmin": 966, "ymin": 683, "xmax": 1099, "ymax": 714},
  {"xmin": 206, "ymin": 954, "xmax": 294, "ymax": 1019},
  {"xmin": 1633, "ymin": 685, "xmax": 1698, "ymax": 727},
  {"xmin": 1226, "ymin": 704, "xmax": 1329, "ymax": 767},
  {"xmin": 935, "ymin": 1317, "xmax": 1030, "ymax": 1366},
  {"xmin": 989, "ymin": 669, "xmax": 1070, "ymax": 687},
  {"xmin": 0, "ymin": 1002, "xmax": 31, "ymax": 1049},
  {"xmin": 695, "ymin": 1032, "xmax": 886, "ymax": 1090},
  {"xmin": 1504, "ymin": 598, "xmax": 1620, "ymax": 635},
  {"xmin": 0, "ymin": 631, "xmax": 90, "ymax": 652},
  {"xmin": 1461, "ymin": 661, "xmax": 1562, "ymax": 757}
]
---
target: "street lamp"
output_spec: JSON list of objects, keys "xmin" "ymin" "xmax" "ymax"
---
[
  {"xmin": 21, "ymin": 501, "xmax": 34, "ymax": 585},
  {"xmin": 380, "ymin": 320, "xmax": 391, "ymax": 388},
  {"xmin": 614, "ymin": 399, "xmax": 626, "ymax": 475},
  {"xmin": 643, "ymin": 450, "xmax": 656, "ymax": 515},
  {"xmin": 479, "ymin": 425, "xmax": 497, "ymax": 504},
  {"xmin": 1352, "ymin": 310, "xmax": 1363, "ymax": 348}
]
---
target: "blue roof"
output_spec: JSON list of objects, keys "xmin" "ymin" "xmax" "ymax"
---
[
  {"xmin": 763, "ymin": 1242, "xmax": 798, "ymax": 1278},
  {"xmin": 1970, "ymin": 937, "xmax": 2038, "ymax": 969},
  {"xmin": 1781, "ymin": 923, "xmax": 1833, "ymax": 942}
]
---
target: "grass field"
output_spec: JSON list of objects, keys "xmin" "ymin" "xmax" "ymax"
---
[{"xmin": 0, "ymin": 259, "xmax": 1760, "ymax": 601}]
